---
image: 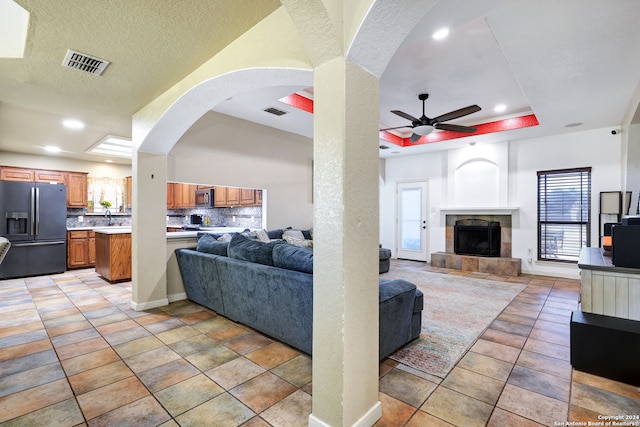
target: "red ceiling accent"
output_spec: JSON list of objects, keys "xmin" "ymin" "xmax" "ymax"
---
[
  {"xmin": 280, "ymin": 93, "xmax": 314, "ymax": 113},
  {"xmin": 380, "ymin": 114, "xmax": 539, "ymax": 147},
  {"xmin": 280, "ymin": 93, "xmax": 538, "ymax": 147}
]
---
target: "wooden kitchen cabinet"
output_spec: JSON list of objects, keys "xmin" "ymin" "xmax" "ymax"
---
[
  {"xmin": 175, "ymin": 183, "xmax": 196, "ymax": 208},
  {"xmin": 226, "ymin": 187, "xmax": 240, "ymax": 206},
  {"xmin": 126, "ymin": 176, "xmax": 132, "ymax": 209},
  {"xmin": 214, "ymin": 186, "xmax": 227, "ymax": 207},
  {"xmin": 1, "ymin": 166, "xmax": 88, "ymax": 208},
  {"xmin": 167, "ymin": 182, "xmax": 196, "ymax": 209},
  {"xmin": 0, "ymin": 166, "xmax": 34, "ymax": 182},
  {"xmin": 167, "ymin": 182, "xmax": 175, "ymax": 208},
  {"xmin": 67, "ymin": 230, "xmax": 96, "ymax": 269},
  {"xmin": 240, "ymin": 188, "xmax": 256, "ymax": 205},
  {"xmin": 34, "ymin": 170, "xmax": 66, "ymax": 184},
  {"xmin": 95, "ymin": 231, "xmax": 131, "ymax": 282},
  {"xmin": 66, "ymin": 172, "xmax": 88, "ymax": 208},
  {"xmin": 212, "ymin": 186, "xmax": 262, "ymax": 207}
]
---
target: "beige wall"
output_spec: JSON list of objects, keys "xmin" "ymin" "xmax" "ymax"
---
[
  {"xmin": 0, "ymin": 151, "xmax": 131, "ymax": 179},
  {"xmin": 168, "ymin": 111, "xmax": 314, "ymax": 230}
]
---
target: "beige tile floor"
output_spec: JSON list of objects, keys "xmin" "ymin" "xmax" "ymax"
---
[{"xmin": 0, "ymin": 261, "xmax": 639, "ymax": 426}]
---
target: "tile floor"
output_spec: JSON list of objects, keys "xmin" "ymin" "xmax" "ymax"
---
[{"xmin": 1, "ymin": 261, "xmax": 639, "ymax": 426}]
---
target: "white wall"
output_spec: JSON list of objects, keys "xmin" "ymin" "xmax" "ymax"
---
[
  {"xmin": 168, "ymin": 111, "xmax": 313, "ymax": 230},
  {"xmin": 382, "ymin": 126, "xmax": 623, "ymax": 279},
  {"xmin": 510, "ymin": 127, "xmax": 622, "ymax": 278},
  {"xmin": 0, "ymin": 151, "xmax": 132, "ymax": 178}
]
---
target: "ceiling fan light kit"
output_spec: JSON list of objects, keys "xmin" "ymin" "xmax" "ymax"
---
[
  {"xmin": 413, "ymin": 124, "xmax": 435, "ymax": 135},
  {"xmin": 380, "ymin": 93, "xmax": 481, "ymax": 142}
]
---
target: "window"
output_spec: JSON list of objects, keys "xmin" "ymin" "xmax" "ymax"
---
[{"xmin": 537, "ymin": 167, "xmax": 591, "ymax": 262}]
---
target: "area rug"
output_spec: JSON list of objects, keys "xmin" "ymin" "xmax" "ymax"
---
[{"xmin": 383, "ymin": 266, "xmax": 526, "ymax": 379}]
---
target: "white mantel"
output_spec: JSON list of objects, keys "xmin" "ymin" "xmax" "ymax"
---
[{"xmin": 439, "ymin": 207, "xmax": 519, "ymax": 215}]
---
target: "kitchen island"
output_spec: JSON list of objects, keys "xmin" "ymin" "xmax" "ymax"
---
[
  {"xmin": 92, "ymin": 226, "xmax": 248, "ymax": 282},
  {"xmin": 94, "ymin": 227, "xmax": 132, "ymax": 282}
]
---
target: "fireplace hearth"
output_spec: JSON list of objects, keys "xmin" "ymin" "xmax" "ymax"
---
[{"xmin": 454, "ymin": 219, "xmax": 501, "ymax": 257}]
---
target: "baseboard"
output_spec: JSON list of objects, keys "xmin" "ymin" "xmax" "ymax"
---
[
  {"xmin": 130, "ymin": 298, "xmax": 169, "ymax": 311},
  {"xmin": 168, "ymin": 292, "xmax": 187, "ymax": 303},
  {"xmin": 308, "ymin": 401, "xmax": 382, "ymax": 427}
]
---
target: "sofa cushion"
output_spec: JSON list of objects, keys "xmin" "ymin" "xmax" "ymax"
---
[
  {"xmin": 273, "ymin": 243, "xmax": 313, "ymax": 274},
  {"xmin": 196, "ymin": 234, "xmax": 228, "ymax": 256},
  {"xmin": 228, "ymin": 232, "xmax": 283, "ymax": 266}
]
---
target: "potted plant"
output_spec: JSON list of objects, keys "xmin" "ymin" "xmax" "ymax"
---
[{"xmin": 99, "ymin": 200, "xmax": 112, "ymax": 210}]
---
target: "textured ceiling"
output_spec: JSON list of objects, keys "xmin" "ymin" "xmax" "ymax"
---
[
  {"xmin": 0, "ymin": 0, "xmax": 281, "ymax": 162},
  {"xmin": 2, "ymin": 0, "xmax": 640, "ymax": 163}
]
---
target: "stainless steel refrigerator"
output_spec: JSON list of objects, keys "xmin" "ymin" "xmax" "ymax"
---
[{"xmin": 0, "ymin": 181, "xmax": 67, "ymax": 279}]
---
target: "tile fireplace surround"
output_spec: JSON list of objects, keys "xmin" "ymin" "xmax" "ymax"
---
[{"xmin": 431, "ymin": 213, "xmax": 522, "ymax": 276}]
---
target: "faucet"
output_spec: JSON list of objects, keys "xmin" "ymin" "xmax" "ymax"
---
[{"xmin": 105, "ymin": 209, "xmax": 112, "ymax": 226}]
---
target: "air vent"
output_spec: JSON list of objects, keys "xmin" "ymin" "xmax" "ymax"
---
[
  {"xmin": 62, "ymin": 49, "xmax": 109, "ymax": 75},
  {"xmin": 263, "ymin": 107, "xmax": 288, "ymax": 116}
]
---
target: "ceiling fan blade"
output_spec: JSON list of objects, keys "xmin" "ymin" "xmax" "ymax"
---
[
  {"xmin": 409, "ymin": 133, "xmax": 422, "ymax": 142},
  {"xmin": 391, "ymin": 110, "xmax": 420, "ymax": 123},
  {"xmin": 435, "ymin": 123, "xmax": 477, "ymax": 133},
  {"xmin": 379, "ymin": 125, "xmax": 412, "ymax": 131},
  {"xmin": 433, "ymin": 105, "xmax": 481, "ymax": 123}
]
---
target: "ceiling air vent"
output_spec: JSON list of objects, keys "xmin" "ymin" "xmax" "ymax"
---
[
  {"xmin": 263, "ymin": 107, "xmax": 288, "ymax": 116},
  {"xmin": 62, "ymin": 49, "xmax": 109, "ymax": 76}
]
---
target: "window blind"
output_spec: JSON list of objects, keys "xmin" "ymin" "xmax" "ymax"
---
[{"xmin": 537, "ymin": 167, "xmax": 591, "ymax": 262}]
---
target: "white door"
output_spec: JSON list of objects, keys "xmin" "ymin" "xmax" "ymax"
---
[{"xmin": 396, "ymin": 181, "xmax": 428, "ymax": 261}]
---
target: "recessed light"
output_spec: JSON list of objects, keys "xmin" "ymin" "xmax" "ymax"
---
[
  {"xmin": 62, "ymin": 119, "xmax": 85, "ymax": 129},
  {"xmin": 432, "ymin": 28, "xmax": 449, "ymax": 40},
  {"xmin": 44, "ymin": 145, "xmax": 61, "ymax": 153},
  {"xmin": 494, "ymin": 104, "xmax": 506, "ymax": 113},
  {"xmin": 105, "ymin": 160, "xmax": 113, "ymax": 163}
]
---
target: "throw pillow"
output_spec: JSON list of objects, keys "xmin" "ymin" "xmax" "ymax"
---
[
  {"xmin": 283, "ymin": 230, "xmax": 313, "ymax": 248},
  {"xmin": 228, "ymin": 232, "xmax": 283, "ymax": 266},
  {"xmin": 254, "ymin": 229, "xmax": 271, "ymax": 243},
  {"xmin": 266, "ymin": 229, "xmax": 284, "ymax": 240},
  {"xmin": 196, "ymin": 234, "xmax": 228, "ymax": 256},
  {"xmin": 273, "ymin": 244, "xmax": 313, "ymax": 274},
  {"xmin": 217, "ymin": 233, "xmax": 233, "ymax": 242}
]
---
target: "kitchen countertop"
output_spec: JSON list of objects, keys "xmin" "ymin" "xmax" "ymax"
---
[{"xmin": 70, "ymin": 226, "xmax": 248, "ymax": 237}]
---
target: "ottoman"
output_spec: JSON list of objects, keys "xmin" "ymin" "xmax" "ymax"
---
[{"xmin": 379, "ymin": 246, "xmax": 391, "ymax": 273}]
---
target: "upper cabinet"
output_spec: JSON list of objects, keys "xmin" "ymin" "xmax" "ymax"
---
[
  {"xmin": 212, "ymin": 186, "xmax": 262, "ymax": 207},
  {"xmin": 126, "ymin": 176, "xmax": 132, "ymax": 209},
  {"xmin": 167, "ymin": 182, "xmax": 196, "ymax": 209},
  {"xmin": 66, "ymin": 172, "xmax": 88, "ymax": 208},
  {"xmin": 0, "ymin": 167, "xmax": 35, "ymax": 182},
  {"xmin": 1, "ymin": 166, "xmax": 88, "ymax": 208}
]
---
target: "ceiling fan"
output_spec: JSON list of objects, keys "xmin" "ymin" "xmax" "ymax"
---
[{"xmin": 380, "ymin": 93, "xmax": 481, "ymax": 142}]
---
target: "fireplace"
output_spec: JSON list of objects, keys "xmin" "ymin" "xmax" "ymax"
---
[{"xmin": 454, "ymin": 219, "xmax": 501, "ymax": 257}]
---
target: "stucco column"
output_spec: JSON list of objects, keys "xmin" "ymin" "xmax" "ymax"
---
[
  {"xmin": 131, "ymin": 150, "xmax": 169, "ymax": 310},
  {"xmin": 310, "ymin": 57, "xmax": 381, "ymax": 427}
]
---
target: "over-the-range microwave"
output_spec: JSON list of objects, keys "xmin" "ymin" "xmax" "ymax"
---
[{"xmin": 194, "ymin": 188, "xmax": 214, "ymax": 207}]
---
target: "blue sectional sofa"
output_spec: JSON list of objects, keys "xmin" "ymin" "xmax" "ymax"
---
[{"xmin": 175, "ymin": 232, "xmax": 423, "ymax": 360}]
